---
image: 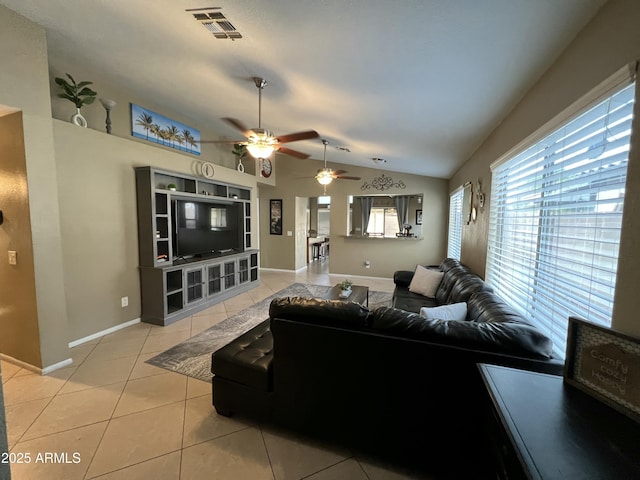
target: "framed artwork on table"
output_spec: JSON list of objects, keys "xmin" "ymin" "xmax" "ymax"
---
[
  {"xmin": 564, "ymin": 316, "xmax": 640, "ymax": 424},
  {"xmin": 270, "ymin": 199, "xmax": 283, "ymax": 235},
  {"xmin": 416, "ymin": 209, "xmax": 423, "ymax": 225}
]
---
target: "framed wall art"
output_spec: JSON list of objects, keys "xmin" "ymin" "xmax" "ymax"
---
[
  {"xmin": 564, "ymin": 316, "xmax": 640, "ymax": 423},
  {"xmin": 270, "ymin": 199, "xmax": 283, "ymax": 235},
  {"xmin": 131, "ymin": 103, "xmax": 201, "ymax": 155}
]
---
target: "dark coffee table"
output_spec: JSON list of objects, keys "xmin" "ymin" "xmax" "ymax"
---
[{"xmin": 324, "ymin": 285, "xmax": 369, "ymax": 307}]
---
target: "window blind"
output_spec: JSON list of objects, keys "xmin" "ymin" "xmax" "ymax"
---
[
  {"xmin": 448, "ymin": 187, "xmax": 464, "ymax": 260},
  {"xmin": 487, "ymin": 82, "xmax": 635, "ymax": 358}
]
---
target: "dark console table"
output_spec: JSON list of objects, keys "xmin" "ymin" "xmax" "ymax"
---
[{"xmin": 480, "ymin": 364, "xmax": 640, "ymax": 479}]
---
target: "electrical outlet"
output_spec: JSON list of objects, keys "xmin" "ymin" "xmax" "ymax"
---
[
  {"xmin": 121, "ymin": 296, "xmax": 128, "ymax": 308},
  {"xmin": 8, "ymin": 251, "xmax": 17, "ymax": 265},
  {"xmin": 365, "ymin": 260, "xmax": 371, "ymax": 269}
]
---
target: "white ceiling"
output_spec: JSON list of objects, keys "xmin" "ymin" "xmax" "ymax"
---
[{"xmin": 1, "ymin": 0, "xmax": 606, "ymax": 178}]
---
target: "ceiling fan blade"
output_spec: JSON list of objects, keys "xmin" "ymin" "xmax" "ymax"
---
[
  {"xmin": 222, "ymin": 118, "xmax": 255, "ymax": 138},
  {"xmin": 276, "ymin": 130, "xmax": 319, "ymax": 144},
  {"xmin": 277, "ymin": 146, "xmax": 311, "ymax": 159},
  {"xmin": 335, "ymin": 175, "xmax": 361, "ymax": 180},
  {"xmin": 332, "ymin": 170, "xmax": 348, "ymax": 175}
]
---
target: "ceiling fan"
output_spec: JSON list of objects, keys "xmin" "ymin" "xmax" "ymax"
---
[
  {"xmin": 200, "ymin": 77, "xmax": 319, "ymax": 159},
  {"xmin": 315, "ymin": 139, "xmax": 361, "ymax": 189}
]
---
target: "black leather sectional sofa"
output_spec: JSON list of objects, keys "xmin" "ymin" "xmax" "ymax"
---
[{"xmin": 211, "ymin": 259, "xmax": 564, "ymax": 474}]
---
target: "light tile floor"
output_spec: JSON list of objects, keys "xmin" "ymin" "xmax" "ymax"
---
[{"xmin": 1, "ymin": 262, "xmax": 432, "ymax": 479}]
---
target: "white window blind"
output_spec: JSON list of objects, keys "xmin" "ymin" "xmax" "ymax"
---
[
  {"xmin": 448, "ymin": 188, "xmax": 464, "ymax": 260},
  {"xmin": 487, "ymin": 81, "xmax": 635, "ymax": 358}
]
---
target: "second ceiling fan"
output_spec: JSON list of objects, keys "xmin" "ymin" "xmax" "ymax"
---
[{"xmin": 200, "ymin": 77, "xmax": 319, "ymax": 159}]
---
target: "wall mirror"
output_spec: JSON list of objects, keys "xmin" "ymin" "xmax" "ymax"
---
[{"xmin": 348, "ymin": 194, "xmax": 423, "ymax": 238}]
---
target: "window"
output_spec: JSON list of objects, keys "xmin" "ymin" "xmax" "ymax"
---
[
  {"xmin": 448, "ymin": 188, "xmax": 464, "ymax": 259},
  {"xmin": 367, "ymin": 207, "xmax": 400, "ymax": 237},
  {"xmin": 487, "ymin": 81, "xmax": 635, "ymax": 358}
]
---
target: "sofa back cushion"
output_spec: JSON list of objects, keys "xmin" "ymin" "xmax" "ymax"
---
[
  {"xmin": 448, "ymin": 274, "xmax": 492, "ymax": 304},
  {"xmin": 370, "ymin": 306, "xmax": 553, "ymax": 359},
  {"xmin": 467, "ymin": 291, "xmax": 530, "ymax": 325},
  {"xmin": 434, "ymin": 265, "xmax": 468, "ymax": 304},
  {"xmin": 269, "ymin": 297, "xmax": 371, "ymax": 328}
]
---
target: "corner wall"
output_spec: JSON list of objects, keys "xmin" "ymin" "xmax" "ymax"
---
[
  {"xmin": 449, "ymin": 0, "xmax": 640, "ymax": 335},
  {"xmin": 0, "ymin": 6, "xmax": 70, "ymax": 368},
  {"xmin": 0, "ymin": 112, "xmax": 41, "ymax": 366}
]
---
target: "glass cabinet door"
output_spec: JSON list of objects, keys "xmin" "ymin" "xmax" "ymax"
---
[
  {"xmin": 223, "ymin": 261, "xmax": 236, "ymax": 289},
  {"xmin": 185, "ymin": 267, "xmax": 204, "ymax": 304},
  {"xmin": 239, "ymin": 257, "xmax": 249, "ymax": 284},
  {"xmin": 207, "ymin": 264, "xmax": 222, "ymax": 295}
]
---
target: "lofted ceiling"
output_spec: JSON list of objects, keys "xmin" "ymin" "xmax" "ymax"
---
[{"xmin": 1, "ymin": 0, "xmax": 606, "ymax": 178}]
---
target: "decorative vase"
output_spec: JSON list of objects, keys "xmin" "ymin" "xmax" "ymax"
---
[
  {"xmin": 340, "ymin": 288, "xmax": 352, "ymax": 298},
  {"xmin": 71, "ymin": 108, "xmax": 87, "ymax": 128}
]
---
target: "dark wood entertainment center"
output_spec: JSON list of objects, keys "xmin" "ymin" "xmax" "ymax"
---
[{"xmin": 135, "ymin": 166, "xmax": 259, "ymax": 326}]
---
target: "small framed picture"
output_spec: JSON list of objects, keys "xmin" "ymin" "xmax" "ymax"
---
[
  {"xmin": 416, "ymin": 209, "xmax": 423, "ymax": 225},
  {"xmin": 270, "ymin": 199, "xmax": 283, "ymax": 235},
  {"xmin": 564, "ymin": 316, "xmax": 640, "ymax": 424}
]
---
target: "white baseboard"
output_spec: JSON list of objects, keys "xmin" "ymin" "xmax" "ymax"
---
[
  {"xmin": 0, "ymin": 353, "xmax": 73, "ymax": 376},
  {"xmin": 42, "ymin": 358, "xmax": 74, "ymax": 375},
  {"xmin": 68, "ymin": 317, "xmax": 141, "ymax": 348},
  {"xmin": 259, "ymin": 268, "xmax": 297, "ymax": 273},
  {"xmin": 329, "ymin": 273, "xmax": 392, "ymax": 281}
]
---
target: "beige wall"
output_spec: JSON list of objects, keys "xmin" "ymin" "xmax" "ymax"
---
[
  {"xmin": 0, "ymin": 6, "xmax": 70, "ymax": 369},
  {"xmin": 260, "ymin": 156, "xmax": 448, "ymax": 277},
  {"xmin": 0, "ymin": 112, "xmax": 42, "ymax": 366},
  {"xmin": 450, "ymin": 0, "xmax": 640, "ymax": 335},
  {"xmin": 53, "ymin": 120, "xmax": 258, "ymax": 342}
]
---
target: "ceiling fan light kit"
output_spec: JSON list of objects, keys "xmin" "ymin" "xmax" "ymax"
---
[
  {"xmin": 199, "ymin": 77, "xmax": 319, "ymax": 161},
  {"xmin": 246, "ymin": 129, "xmax": 277, "ymax": 158},
  {"xmin": 316, "ymin": 169, "xmax": 334, "ymax": 186}
]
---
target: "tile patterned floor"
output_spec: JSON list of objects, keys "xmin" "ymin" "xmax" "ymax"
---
[{"xmin": 1, "ymin": 262, "xmax": 431, "ymax": 479}]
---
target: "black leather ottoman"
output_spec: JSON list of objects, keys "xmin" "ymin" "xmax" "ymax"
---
[{"xmin": 211, "ymin": 319, "xmax": 274, "ymax": 419}]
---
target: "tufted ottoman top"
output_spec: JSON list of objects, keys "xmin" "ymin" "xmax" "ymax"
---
[{"xmin": 211, "ymin": 319, "xmax": 273, "ymax": 392}]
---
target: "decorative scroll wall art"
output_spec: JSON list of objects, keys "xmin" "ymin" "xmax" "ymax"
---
[{"xmin": 361, "ymin": 174, "xmax": 406, "ymax": 191}]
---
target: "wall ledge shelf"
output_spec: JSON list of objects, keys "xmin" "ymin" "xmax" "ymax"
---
[{"xmin": 343, "ymin": 235, "xmax": 423, "ymax": 240}]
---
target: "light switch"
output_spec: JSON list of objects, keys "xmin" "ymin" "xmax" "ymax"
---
[
  {"xmin": 287, "ymin": 231, "xmax": 293, "ymax": 236},
  {"xmin": 8, "ymin": 251, "xmax": 17, "ymax": 265}
]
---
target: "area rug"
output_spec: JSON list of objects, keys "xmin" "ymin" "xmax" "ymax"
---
[{"xmin": 146, "ymin": 283, "xmax": 393, "ymax": 383}]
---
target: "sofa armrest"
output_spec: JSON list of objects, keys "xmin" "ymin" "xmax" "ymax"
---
[{"xmin": 393, "ymin": 270, "xmax": 415, "ymax": 287}]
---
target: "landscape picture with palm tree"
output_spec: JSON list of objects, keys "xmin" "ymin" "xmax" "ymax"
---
[{"xmin": 131, "ymin": 103, "xmax": 201, "ymax": 155}]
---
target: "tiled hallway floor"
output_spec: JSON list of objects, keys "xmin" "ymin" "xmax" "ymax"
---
[{"xmin": 1, "ymin": 265, "xmax": 432, "ymax": 479}]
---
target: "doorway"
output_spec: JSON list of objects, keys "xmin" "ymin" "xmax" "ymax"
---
[{"xmin": 307, "ymin": 196, "xmax": 330, "ymax": 265}]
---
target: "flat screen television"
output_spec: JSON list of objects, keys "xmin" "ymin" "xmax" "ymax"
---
[{"xmin": 172, "ymin": 199, "xmax": 243, "ymax": 258}]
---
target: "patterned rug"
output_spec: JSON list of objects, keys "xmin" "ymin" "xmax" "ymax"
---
[{"xmin": 146, "ymin": 283, "xmax": 393, "ymax": 383}]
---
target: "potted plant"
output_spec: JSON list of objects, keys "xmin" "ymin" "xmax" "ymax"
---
[
  {"xmin": 167, "ymin": 183, "xmax": 177, "ymax": 191},
  {"xmin": 54, "ymin": 73, "xmax": 97, "ymax": 127},
  {"xmin": 337, "ymin": 279, "xmax": 353, "ymax": 297},
  {"xmin": 232, "ymin": 144, "xmax": 247, "ymax": 173}
]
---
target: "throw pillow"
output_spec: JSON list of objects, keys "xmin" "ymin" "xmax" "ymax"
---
[
  {"xmin": 420, "ymin": 302, "xmax": 468, "ymax": 321},
  {"xmin": 408, "ymin": 265, "xmax": 443, "ymax": 298}
]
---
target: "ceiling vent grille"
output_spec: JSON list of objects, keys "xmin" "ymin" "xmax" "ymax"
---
[{"xmin": 187, "ymin": 7, "xmax": 243, "ymax": 40}]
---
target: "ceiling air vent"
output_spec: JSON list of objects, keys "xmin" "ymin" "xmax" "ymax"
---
[{"xmin": 187, "ymin": 7, "xmax": 243, "ymax": 40}]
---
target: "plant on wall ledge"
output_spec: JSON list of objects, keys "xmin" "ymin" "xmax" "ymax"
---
[
  {"xmin": 54, "ymin": 73, "xmax": 97, "ymax": 109},
  {"xmin": 54, "ymin": 73, "xmax": 97, "ymax": 128}
]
